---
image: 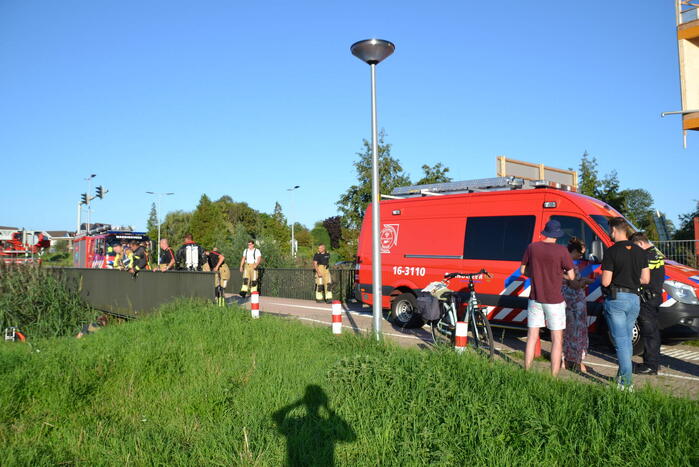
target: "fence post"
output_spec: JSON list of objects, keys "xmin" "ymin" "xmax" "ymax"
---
[
  {"xmin": 331, "ymin": 300, "xmax": 342, "ymax": 335},
  {"xmin": 251, "ymin": 291, "xmax": 260, "ymax": 319},
  {"xmin": 454, "ymin": 322, "xmax": 467, "ymax": 353},
  {"xmin": 694, "ymin": 217, "xmax": 699, "ymax": 266}
]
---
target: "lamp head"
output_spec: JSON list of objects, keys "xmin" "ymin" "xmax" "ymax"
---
[{"xmin": 351, "ymin": 39, "xmax": 395, "ymax": 65}]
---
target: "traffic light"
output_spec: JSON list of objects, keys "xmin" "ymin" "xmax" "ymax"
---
[
  {"xmin": 80, "ymin": 193, "xmax": 88, "ymax": 205},
  {"xmin": 96, "ymin": 185, "xmax": 105, "ymax": 199}
]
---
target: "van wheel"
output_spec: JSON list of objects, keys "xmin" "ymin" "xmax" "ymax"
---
[
  {"xmin": 390, "ymin": 293, "xmax": 423, "ymax": 329},
  {"xmin": 607, "ymin": 321, "xmax": 644, "ymax": 356}
]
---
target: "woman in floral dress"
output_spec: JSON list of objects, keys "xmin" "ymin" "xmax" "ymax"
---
[{"xmin": 563, "ymin": 238, "xmax": 594, "ymax": 372}]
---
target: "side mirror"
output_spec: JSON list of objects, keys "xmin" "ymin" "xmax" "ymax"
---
[{"xmin": 588, "ymin": 239, "xmax": 604, "ymax": 264}]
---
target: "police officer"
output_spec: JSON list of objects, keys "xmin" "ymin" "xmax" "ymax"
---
[
  {"xmin": 601, "ymin": 217, "xmax": 650, "ymax": 390},
  {"xmin": 630, "ymin": 232, "xmax": 665, "ymax": 375},
  {"xmin": 239, "ymin": 240, "xmax": 262, "ymax": 298},
  {"xmin": 205, "ymin": 248, "xmax": 230, "ymax": 306},
  {"xmin": 313, "ymin": 244, "xmax": 333, "ymax": 303}
]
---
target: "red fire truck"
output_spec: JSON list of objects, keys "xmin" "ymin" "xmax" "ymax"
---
[
  {"xmin": 355, "ymin": 176, "xmax": 699, "ymax": 348},
  {"xmin": 0, "ymin": 230, "xmax": 51, "ymax": 265},
  {"xmin": 73, "ymin": 230, "xmax": 150, "ymax": 268}
]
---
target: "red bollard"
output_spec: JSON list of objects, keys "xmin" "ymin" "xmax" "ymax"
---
[
  {"xmin": 251, "ymin": 291, "xmax": 260, "ymax": 319},
  {"xmin": 331, "ymin": 300, "xmax": 342, "ymax": 334},
  {"xmin": 454, "ymin": 322, "xmax": 467, "ymax": 353}
]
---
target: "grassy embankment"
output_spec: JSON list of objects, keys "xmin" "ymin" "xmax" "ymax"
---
[
  {"xmin": 0, "ymin": 300, "xmax": 697, "ymax": 466},
  {"xmin": 0, "ymin": 265, "xmax": 96, "ymax": 338}
]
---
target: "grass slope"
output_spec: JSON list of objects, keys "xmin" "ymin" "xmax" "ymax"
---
[{"xmin": 0, "ymin": 301, "xmax": 697, "ymax": 466}]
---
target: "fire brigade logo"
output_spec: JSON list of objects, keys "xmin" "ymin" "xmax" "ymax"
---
[{"xmin": 380, "ymin": 224, "xmax": 399, "ymax": 253}]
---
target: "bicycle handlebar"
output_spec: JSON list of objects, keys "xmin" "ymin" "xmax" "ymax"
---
[{"xmin": 443, "ymin": 269, "xmax": 491, "ymax": 279}]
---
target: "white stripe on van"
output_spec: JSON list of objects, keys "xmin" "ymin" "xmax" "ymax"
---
[
  {"xmin": 494, "ymin": 308, "xmax": 512, "ymax": 320},
  {"xmin": 512, "ymin": 310, "xmax": 528, "ymax": 322}
]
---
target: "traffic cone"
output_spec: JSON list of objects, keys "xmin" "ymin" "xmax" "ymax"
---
[
  {"xmin": 534, "ymin": 333, "xmax": 542, "ymax": 358},
  {"xmin": 251, "ymin": 291, "xmax": 260, "ymax": 319},
  {"xmin": 454, "ymin": 322, "xmax": 467, "ymax": 353},
  {"xmin": 331, "ymin": 300, "xmax": 342, "ymax": 335}
]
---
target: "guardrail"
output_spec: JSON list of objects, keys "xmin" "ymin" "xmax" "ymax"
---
[
  {"xmin": 51, "ymin": 267, "xmax": 357, "ymax": 317},
  {"xmin": 655, "ymin": 240, "xmax": 699, "ymax": 268},
  {"xmin": 53, "ymin": 268, "xmax": 215, "ymax": 318}
]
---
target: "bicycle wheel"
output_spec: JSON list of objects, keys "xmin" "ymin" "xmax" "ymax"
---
[
  {"xmin": 468, "ymin": 309, "xmax": 495, "ymax": 360},
  {"xmin": 430, "ymin": 303, "xmax": 455, "ymax": 347}
]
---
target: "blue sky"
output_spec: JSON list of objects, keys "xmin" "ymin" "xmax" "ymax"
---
[{"xmin": 1, "ymin": 1, "xmax": 695, "ymax": 233}]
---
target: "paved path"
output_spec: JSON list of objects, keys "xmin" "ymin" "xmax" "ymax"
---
[{"xmin": 228, "ymin": 295, "xmax": 699, "ymax": 399}]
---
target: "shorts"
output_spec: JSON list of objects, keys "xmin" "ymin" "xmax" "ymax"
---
[{"xmin": 527, "ymin": 300, "xmax": 566, "ymax": 330}]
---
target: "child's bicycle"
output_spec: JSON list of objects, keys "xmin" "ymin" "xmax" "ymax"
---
[{"xmin": 427, "ymin": 269, "xmax": 495, "ymax": 360}]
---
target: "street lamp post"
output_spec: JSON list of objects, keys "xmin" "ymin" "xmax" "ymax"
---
[
  {"xmin": 84, "ymin": 174, "xmax": 96, "ymax": 232},
  {"xmin": 351, "ymin": 38, "xmax": 395, "ymax": 341},
  {"xmin": 146, "ymin": 191, "xmax": 175, "ymax": 265},
  {"xmin": 287, "ymin": 185, "xmax": 300, "ymax": 258}
]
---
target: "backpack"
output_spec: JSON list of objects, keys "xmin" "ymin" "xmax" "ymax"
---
[{"xmin": 416, "ymin": 292, "xmax": 442, "ymax": 321}]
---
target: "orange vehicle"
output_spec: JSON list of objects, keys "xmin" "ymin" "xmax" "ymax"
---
[{"xmin": 355, "ymin": 176, "xmax": 699, "ymax": 348}]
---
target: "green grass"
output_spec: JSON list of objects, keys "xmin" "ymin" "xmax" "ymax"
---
[
  {"xmin": 0, "ymin": 300, "xmax": 697, "ymax": 466},
  {"xmin": 0, "ymin": 264, "xmax": 97, "ymax": 338}
]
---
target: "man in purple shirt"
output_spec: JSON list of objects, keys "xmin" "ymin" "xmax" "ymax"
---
[{"xmin": 520, "ymin": 219, "xmax": 575, "ymax": 376}]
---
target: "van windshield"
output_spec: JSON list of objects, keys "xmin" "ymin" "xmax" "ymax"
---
[{"xmin": 590, "ymin": 215, "xmax": 638, "ymax": 237}]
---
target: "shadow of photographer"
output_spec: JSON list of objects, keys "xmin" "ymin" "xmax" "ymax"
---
[{"xmin": 273, "ymin": 385, "xmax": 356, "ymax": 466}]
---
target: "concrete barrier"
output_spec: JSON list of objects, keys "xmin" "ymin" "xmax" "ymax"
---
[{"xmin": 52, "ymin": 268, "xmax": 215, "ymax": 318}]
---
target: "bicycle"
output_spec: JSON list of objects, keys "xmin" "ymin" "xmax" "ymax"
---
[{"xmin": 428, "ymin": 269, "xmax": 495, "ymax": 360}]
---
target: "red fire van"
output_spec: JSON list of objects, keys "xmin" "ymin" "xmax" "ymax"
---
[{"xmin": 355, "ymin": 177, "xmax": 699, "ymax": 347}]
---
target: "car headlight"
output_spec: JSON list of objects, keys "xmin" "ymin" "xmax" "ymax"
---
[{"xmin": 663, "ymin": 280, "xmax": 699, "ymax": 305}]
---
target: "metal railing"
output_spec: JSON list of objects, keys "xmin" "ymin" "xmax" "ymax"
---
[
  {"xmin": 225, "ymin": 268, "xmax": 357, "ymax": 302},
  {"xmin": 655, "ymin": 240, "xmax": 699, "ymax": 268}
]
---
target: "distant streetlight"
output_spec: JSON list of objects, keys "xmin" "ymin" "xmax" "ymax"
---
[
  {"xmin": 146, "ymin": 191, "xmax": 175, "ymax": 265},
  {"xmin": 287, "ymin": 185, "xmax": 300, "ymax": 258},
  {"xmin": 351, "ymin": 38, "xmax": 395, "ymax": 341}
]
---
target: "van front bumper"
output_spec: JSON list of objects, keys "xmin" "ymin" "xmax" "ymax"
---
[{"xmin": 659, "ymin": 301, "xmax": 699, "ymax": 342}]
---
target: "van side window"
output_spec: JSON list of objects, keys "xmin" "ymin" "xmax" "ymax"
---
[
  {"xmin": 463, "ymin": 216, "xmax": 536, "ymax": 261},
  {"xmin": 550, "ymin": 215, "xmax": 602, "ymax": 250}
]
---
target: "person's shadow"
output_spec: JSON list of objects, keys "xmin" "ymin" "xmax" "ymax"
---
[{"xmin": 273, "ymin": 385, "xmax": 356, "ymax": 466}]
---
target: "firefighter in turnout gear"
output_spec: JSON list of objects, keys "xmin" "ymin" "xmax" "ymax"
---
[
  {"xmin": 313, "ymin": 244, "xmax": 333, "ymax": 303},
  {"xmin": 205, "ymin": 248, "xmax": 229, "ymax": 306},
  {"xmin": 128, "ymin": 240, "xmax": 147, "ymax": 275},
  {"xmin": 105, "ymin": 242, "xmax": 121, "ymax": 269},
  {"xmin": 239, "ymin": 240, "xmax": 262, "ymax": 298},
  {"xmin": 176, "ymin": 234, "xmax": 206, "ymax": 271}
]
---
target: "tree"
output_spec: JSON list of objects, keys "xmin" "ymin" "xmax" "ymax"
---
[
  {"xmin": 311, "ymin": 221, "xmax": 331, "ymax": 248},
  {"xmin": 415, "ymin": 162, "xmax": 452, "ymax": 185},
  {"xmin": 578, "ymin": 152, "xmax": 626, "ymax": 212},
  {"xmin": 190, "ymin": 194, "xmax": 230, "ymax": 249},
  {"xmin": 619, "ymin": 188, "xmax": 654, "ymax": 232},
  {"xmin": 146, "ymin": 202, "xmax": 158, "ymax": 243},
  {"xmin": 161, "ymin": 210, "xmax": 192, "ymax": 246},
  {"xmin": 337, "ymin": 130, "xmax": 410, "ymax": 230},
  {"xmin": 322, "ymin": 216, "xmax": 343, "ymax": 249},
  {"xmin": 675, "ymin": 201, "xmax": 699, "ymax": 240},
  {"xmin": 578, "ymin": 151, "xmax": 599, "ymax": 197}
]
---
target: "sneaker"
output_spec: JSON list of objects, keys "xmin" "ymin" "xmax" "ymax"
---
[
  {"xmin": 616, "ymin": 382, "xmax": 635, "ymax": 392},
  {"xmin": 633, "ymin": 364, "xmax": 658, "ymax": 376}
]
